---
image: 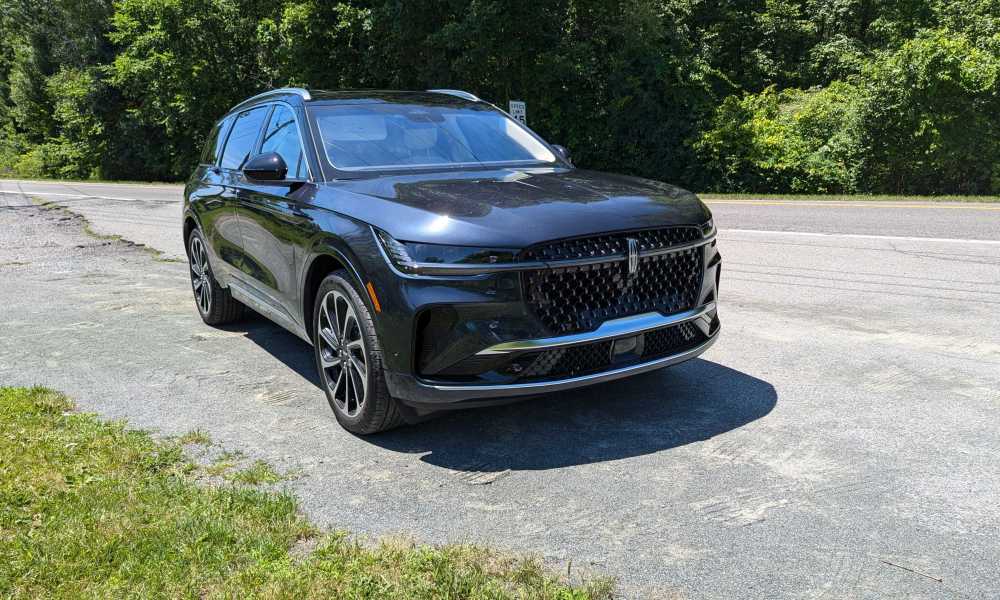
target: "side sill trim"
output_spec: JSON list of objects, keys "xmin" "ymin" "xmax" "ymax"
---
[{"xmin": 228, "ymin": 280, "xmax": 312, "ymax": 343}]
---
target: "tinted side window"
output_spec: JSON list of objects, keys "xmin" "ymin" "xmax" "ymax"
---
[
  {"xmin": 220, "ymin": 107, "xmax": 268, "ymax": 171},
  {"xmin": 201, "ymin": 116, "xmax": 233, "ymax": 165},
  {"xmin": 260, "ymin": 105, "xmax": 307, "ymax": 179}
]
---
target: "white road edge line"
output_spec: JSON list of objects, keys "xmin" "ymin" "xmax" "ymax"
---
[
  {"xmin": 719, "ymin": 228, "xmax": 1000, "ymax": 246},
  {"xmin": 2, "ymin": 179, "xmax": 181, "ymax": 190},
  {"xmin": 0, "ymin": 190, "xmax": 154, "ymax": 203}
]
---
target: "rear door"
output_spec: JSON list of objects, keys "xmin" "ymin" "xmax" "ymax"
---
[
  {"xmin": 188, "ymin": 115, "xmax": 236, "ymax": 273},
  {"xmin": 233, "ymin": 102, "xmax": 314, "ymax": 326}
]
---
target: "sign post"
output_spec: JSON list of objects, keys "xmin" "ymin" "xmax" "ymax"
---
[{"xmin": 508, "ymin": 100, "xmax": 527, "ymax": 125}]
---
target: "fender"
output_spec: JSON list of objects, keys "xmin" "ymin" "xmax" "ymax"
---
[
  {"xmin": 303, "ymin": 237, "xmax": 371, "ymax": 297},
  {"xmin": 182, "ymin": 207, "xmax": 202, "ymax": 246},
  {"xmin": 299, "ymin": 227, "xmax": 381, "ymax": 341}
]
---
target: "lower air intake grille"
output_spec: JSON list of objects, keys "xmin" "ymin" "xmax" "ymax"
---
[
  {"xmin": 512, "ymin": 321, "xmax": 708, "ymax": 383},
  {"xmin": 641, "ymin": 321, "xmax": 704, "ymax": 359}
]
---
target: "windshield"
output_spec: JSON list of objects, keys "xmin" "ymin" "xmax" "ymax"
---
[{"xmin": 310, "ymin": 102, "xmax": 556, "ymax": 171}]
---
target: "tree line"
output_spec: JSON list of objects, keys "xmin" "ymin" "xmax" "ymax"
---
[{"xmin": 1, "ymin": 0, "xmax": 998, "ymax": 194}]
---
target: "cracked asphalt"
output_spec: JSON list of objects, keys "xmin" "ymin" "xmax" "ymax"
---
[{"xmin": 2, "ymin": 179, "xmax": 999, "ymax": 598}]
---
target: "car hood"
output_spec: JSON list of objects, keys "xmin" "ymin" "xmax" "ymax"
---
[{"xmin": 317, "ymin": 167, "xmax": 711, "ymax": 248}]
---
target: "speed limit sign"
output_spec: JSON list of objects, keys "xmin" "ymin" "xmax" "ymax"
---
[{"xmin": 509, "ymin": 100, "xmax": 526, "ymax": 125}]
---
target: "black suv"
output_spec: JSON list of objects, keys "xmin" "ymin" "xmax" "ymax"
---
[{"xmin": 184, "ymin": 88, "xmax": 721, "ymax": 434}]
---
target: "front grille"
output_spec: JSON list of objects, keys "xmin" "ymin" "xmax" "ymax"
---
[
  {"xmin": 521, "ymin": 227, "xmax": 704, "ymax": 335},
  {"xmin": 521, "ymin": 227, "xmax": 702, "ymax": 262}
]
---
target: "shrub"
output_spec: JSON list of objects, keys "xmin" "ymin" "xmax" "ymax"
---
[
  {"xmin": 696, "ymin": 82, "xmax": 863, "ymax": 193},
  {"xmin": 856, "ymin": 30, "xmax": 1000, "ymax": 194}
]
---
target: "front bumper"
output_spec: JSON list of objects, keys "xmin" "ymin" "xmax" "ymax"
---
[
  {"xmin": 386, "ymin": 304, "xmax": 720, "ymax": 411},
  {"xmin": 356, "ymin": 225, "xmax": 723, "ymax": 410}
]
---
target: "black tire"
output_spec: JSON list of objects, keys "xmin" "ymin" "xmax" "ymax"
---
[
  {"xmin": 312, "ymin": 271, "xmax": 405, "ymax": 434},
  {"xmin": 187, "ymin": 229, "xmax": 246, "ymax": 325}
]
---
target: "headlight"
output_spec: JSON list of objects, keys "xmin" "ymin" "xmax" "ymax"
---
[
  {"xmin": 375, "ymin": 229, "xmax": 419, "ymax": 272},
  {"xmin": 374, "ymin": 228, "xmax": 517, "ymax": 275},
  {"xmin": 701, "ymin": 219, "xmax": 716, "ymax": 238}
]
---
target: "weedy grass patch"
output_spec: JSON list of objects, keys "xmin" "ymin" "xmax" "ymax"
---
[
  {"xmin": 0, "ymin": 387, "xmax": 613, "ymax": 599},
  {"xmin": 177, "ymin": 428, "xmax": 212, "ymax": 446}
]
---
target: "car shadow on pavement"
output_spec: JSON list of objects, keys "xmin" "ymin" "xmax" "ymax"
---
[
  {"xmin": 372, "ymin": 358, "xmax": 777, "ymax": 471},
  {"xmin": 225, "ymin": 313, "xmax": 323, "ymax": 387},
  {"xmin": 231, "ymin": 316, "xmax": 777, "ymax": 472}
]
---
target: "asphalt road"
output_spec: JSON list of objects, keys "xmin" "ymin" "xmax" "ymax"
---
[
  {"xmin": 3, "ymin": 180, "xmax": 999, "ymax": 255},
  {"xmin": 2, "ymin": 179, "xmax": 999, "ymax": 599}
]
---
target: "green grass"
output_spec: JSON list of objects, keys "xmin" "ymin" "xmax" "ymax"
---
[
  {"xmin": 204, "ymin": 450, "xmax": 241, "ymax": 477},
  {"xmin": 225, "ymin": 460, "xmax": 286, "ymax": 485},
  {"xmin": 177, "ymin": 429, "xmax": 212, "ymax": 446},
  {"xmin": 700, "ymin": 193, "xmax": 1000, "ymax": 203},
  {"xmin": 0, "ymin": 387, "xmax": 613, "ymax": 599}
]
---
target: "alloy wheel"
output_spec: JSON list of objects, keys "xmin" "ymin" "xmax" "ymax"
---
[
  {"xmin": 189, "ymin": 235, "xmax": 211, "ymax": 315},
  {"xmin": 317, "ymin": 289, "xmax": 368, "ymax": 417}
]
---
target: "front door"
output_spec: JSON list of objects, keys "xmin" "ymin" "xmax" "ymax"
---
[{"xmin": 233, "ymin": 103, "xmax": 315, "ymax": 327}]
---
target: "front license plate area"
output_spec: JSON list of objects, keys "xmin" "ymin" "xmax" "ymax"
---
[{"xmin": 610, "ymin": 334, "xmax": 643, "ymax": 363}]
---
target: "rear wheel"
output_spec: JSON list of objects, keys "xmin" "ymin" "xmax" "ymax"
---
[
  {"xmin": 188, "ymin": 229, "xmax": 245, "ymax": 325},
  {"xmin": 313, "ymin": 271, "xmax": 404, "ymax": 434}
]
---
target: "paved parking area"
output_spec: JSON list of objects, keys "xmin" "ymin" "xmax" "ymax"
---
[{"xmin": 2, "ymin": 180, "xmax": 999, "ymax": 598}]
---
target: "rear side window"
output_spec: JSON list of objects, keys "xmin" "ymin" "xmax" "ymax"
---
[
  {"xmin": 260, "ymin": 105, "xmax": 307, "ymax": 179},
  {"xmin": 200, "ymin": 116, "xmax": 233, "ymax": 165},
  {"xmin": 220, "ymin": 107, "xmax": 269, "ymax": 171}
]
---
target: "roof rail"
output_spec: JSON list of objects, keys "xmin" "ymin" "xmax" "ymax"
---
[
  {"xmin": 427, "ymin": 89, "xmax": 481, "ymax": 102},
  {"xmin": 230, "ymin": 87, "xmax": 312, "ymax": 112}
]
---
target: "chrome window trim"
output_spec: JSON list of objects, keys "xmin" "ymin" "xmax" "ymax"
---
[
  {"xmin": 476, "ymin": 302, "xmax": 716, "ymax": 356},
  {"xmin": 230, "ymin": 87, "xmax": 311, "ymax": 112},
  {"xmin": 426, "ymin": 89, "xmax": 481, "ymax": 102}
]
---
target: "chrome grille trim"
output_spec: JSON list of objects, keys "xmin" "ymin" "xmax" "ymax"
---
[
  {"xmin": 476, "ymin": 302, "xmax": 715, "ymax": 355},
  {"xmin": 405, "ymin": 234, "xmax": 715, "ymax": 276}
]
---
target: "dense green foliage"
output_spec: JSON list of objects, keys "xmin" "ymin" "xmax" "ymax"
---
[{"xmin": 1, "ymin": 0, "xmax": 997, "ymax": 193}]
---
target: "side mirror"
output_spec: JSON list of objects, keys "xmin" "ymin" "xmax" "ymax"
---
[
  {"xmin": 552, "ymin": 144, "xmax": 572, "ymax": 164},
  {"xmin": 243, "ymin": 152, "xmax": 287, "ymax": 181}
]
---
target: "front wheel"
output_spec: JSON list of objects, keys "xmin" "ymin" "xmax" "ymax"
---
[{"xmin": 313, "ymin": 271, "xmax": 404, "ymax": 434}]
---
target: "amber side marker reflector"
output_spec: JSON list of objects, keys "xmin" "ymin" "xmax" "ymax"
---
[{"xmin": 366, "ymin": 282, "xmax": 382, "ymax": 313}]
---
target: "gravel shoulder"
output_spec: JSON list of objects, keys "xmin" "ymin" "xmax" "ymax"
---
[{"xmin": 2, "ymin": 187, "xmax": 999, "ymax": 598}]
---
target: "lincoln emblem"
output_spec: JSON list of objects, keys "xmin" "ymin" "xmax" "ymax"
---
[{"xmin": 627, "ymin": 237, "xmax": 639, "ymax": 275}]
